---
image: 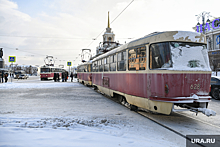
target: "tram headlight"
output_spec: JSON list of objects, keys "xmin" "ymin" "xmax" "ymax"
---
[{"xmin": 165, "ymin": 84, "xmax": 169, "ymax": 94}]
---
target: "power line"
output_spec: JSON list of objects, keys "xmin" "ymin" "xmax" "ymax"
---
[
  {"xmin": 86, "ymin": 0, "xmax": 134, "ymax": 48},
  {"xmin": 0, "ymin": 35, "xmax": 93, "ymax": 40},
  {"xmin": 1, "ymin": 46, "xmax": 46, "ymax": 56},
  {"xmin": 1, "ymin": 46, "xmax": 81, "ymax": 59}
]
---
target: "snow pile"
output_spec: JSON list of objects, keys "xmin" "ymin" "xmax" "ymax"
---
[
  {"xmin": 0, "ymin": 117, "xmax": 131, "ymax": 130},
  {"xmin": 173, "ymin": 31, "xmax": 204, "ymax": 43},
  {"xmin": 0, "ymin": 117, "xmax": 179, "ymax": 147},
  {"xmin": 197, "ymin": 108, "xmax": 216, "ymax": 117}
]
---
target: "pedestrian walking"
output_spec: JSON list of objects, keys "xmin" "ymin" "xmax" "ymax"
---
[
  {"xmin": 1, "ymin": 71, "xmax": 4, "ymax": 83},
  {"xmin": 62, "ymin": 72, "xmax": 65, "ymax": 82},
  {"xmin": 70, "ymin": 72, "xmax": 73, "ymax": 82},
  {"xmin": 65, "ymin": 71, "xmax": 68, "ymax": 82},
  {"xmin": 4, "ymin": 73, "xmax": 8, "ymax": 83},
  {"xmin": 53, "ymin": 73, "xmax": 57, "ymax": 82},
  {"xmin": 57, "ymin": 73, "xmax": 60, "ymax": 82}
]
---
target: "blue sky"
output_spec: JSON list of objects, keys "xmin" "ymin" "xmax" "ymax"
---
[
  {"xmin": 0, "ymin": 0, "xmax": 219, "ymax": 68},
  {"xmin": 11, "ymin": 0, "xmax": 47, "ymax": 17}
]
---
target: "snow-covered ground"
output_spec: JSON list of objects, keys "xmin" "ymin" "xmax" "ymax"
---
[{"xmin": 0, "ymin": 77, "xmax": 184, "ymax": 147}]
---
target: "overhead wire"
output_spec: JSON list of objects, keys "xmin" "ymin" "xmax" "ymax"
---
[
  {"xmin": 1, "ymin": 0, "xmax": 135, "ymax": 64},
  {"xmin": 1, "ymin": 46, "xmax": 45, "ymax": 56},
  {"xmin": 0, "ymin": 35, "xmax": 93, "ymax": 40},
  {"xmin": 85, "ymin": 0, "xmax": 134, "ymax": 48}
]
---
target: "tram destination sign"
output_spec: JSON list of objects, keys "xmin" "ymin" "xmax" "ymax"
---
[
  {"xmin": 9, "ymin": 56, "xmax": 16, "ymax": 63},
  {"xmin": 67, "ymin": 61, "xmax": 72, "ymax": 66}
]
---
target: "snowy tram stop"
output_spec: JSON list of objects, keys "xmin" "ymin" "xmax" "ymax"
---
[
  {"xmin": 0, "ymin": 79, "xmax": 185, "ymax": 147},
  {"xmin": 1, "ymin": 6, "xmax": 220, "ymax": 147}
]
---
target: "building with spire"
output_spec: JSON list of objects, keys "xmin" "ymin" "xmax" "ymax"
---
[{"xmin": 96, "ymin": 12, "xmax": 121, "ymax": 56}]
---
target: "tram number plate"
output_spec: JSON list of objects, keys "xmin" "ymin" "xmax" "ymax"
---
[
  {"xmin": 190, "ymin": 84, "xmax": 200, "ymax": 90},
  {"xmin": 103, "ymin": 77, "xmax": 109, "ymax": 87}
]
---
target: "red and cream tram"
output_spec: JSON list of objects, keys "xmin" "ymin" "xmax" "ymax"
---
[
  {"xmin": 77, "ymin": 62, "xmax": 92, "ymax": 86},
  {"xmin": 40, "ymin": 66, "xmax": 63, "ymax": 80},
  {"xmin": 90, "ymin": 31, "xmax": 215, "ymax": 116}
]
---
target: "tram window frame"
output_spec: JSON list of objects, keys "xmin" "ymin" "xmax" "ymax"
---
[
  {"xmin": 87, "ymin": 64, "xmax": 92, "ymax": 72},
  {"xmin": 109, "ymin": 54, "xmax": 116, "ymax": 71},
  {"xmin": 128, "ymin": 46, "xmax": 146, "ymax": 71},
  {"xmin": 92, "ymin": 62, "xmax": 96, "ymax": 72},
  {"xmin": 104, "ymin": 57, "xmax": 109, "ymax": 72},
  {"xmin": 83, "ymin": 65, "xmax": 87, "ymax": 72},
  {"xmin": 99, "ymin": 59, "xmax": 104, "ymax": 72},
  {"xmin": 149, "ymin": 42, "xmax": 172, "ymax": 70},
  {"xmin": 117, "ymin": 50, "xmax": 127, "ymax": 71}
]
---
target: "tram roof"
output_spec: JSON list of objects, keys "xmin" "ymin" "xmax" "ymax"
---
[
  {"xmin": 40, "ymin": 65, "xmax": 63, "ymax": 69},
  {"xmin": 77, "ymin": 61, "xmax": 92, "ymax": 67},
  {"xmin": 93, "ymin": 31, "xmax": 206, "ymax": 62}
]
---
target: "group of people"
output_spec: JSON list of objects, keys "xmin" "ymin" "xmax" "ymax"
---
[
  {"xmin": 53, "ymin": 71, "xmax": 75, "ymax": 82},
  {"xmin": 0, "ymin": 71, "xmax": 8, "ymax": 83}
]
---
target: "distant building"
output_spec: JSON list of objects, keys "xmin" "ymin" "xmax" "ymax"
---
[
  {"xmin": 193, "ymin": 17, "xmax": 220, "ymax": 71},
  {"xmin": 95, "ymin": 12, "xmax": 121, "ymax": 57}
]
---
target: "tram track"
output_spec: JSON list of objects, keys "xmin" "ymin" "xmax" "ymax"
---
[{"xmin": 86, "ymin": 85, "xmax": 219, "ymax": 147}]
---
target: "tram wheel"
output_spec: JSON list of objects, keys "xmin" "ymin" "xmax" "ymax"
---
[
  {"xmin": 130, "ymin": 105, "xmax": 138, "ymax": 111},
  {"xmin": 211, "ymin": 88, "xmax": 220, "ymax": 100}
]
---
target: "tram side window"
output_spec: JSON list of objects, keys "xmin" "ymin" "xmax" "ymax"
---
[
  {"xmin": 84, "ymin": 65, "xmax": 87, "ymax": 72},
  {"xmin": 92, "ymin": 62, "xmax": 96, "ymax": 72},
  {"xmin": 41, "ymin": 68, "xmax": 50, "ymax": 73},
  {"xmin": 99, "ymin": 59, "xmax": 103, "ymax": 72},
  {"xmin": 79, "ymin": 66, "xmax": 83, "ymax": 72},
  {"xmin": 117, "ymin": 51, "xmax": 126, "ymax": 71},
  {"xmin": 128, "ymin": 47, "xmax": 146, "ymax": 71},
  {"xmin": 137, "ymin": 47, "xmax": 146, "ymax": 70},
  {"xmin": 128, "ymin": 49, "xmax": 136, "ymax": 70},
  {"xmin": 87, "ymin": 64, "xmax": 92, "ymax": 72},
  {"xmin": 109, "ymin": 54, "xmax": 116, "ymax": 71},
  {"xmin": 77, "ymin": 67, "xmax": 80, "ymax": 72},
  {"xmin": 150, "ymin": 42, "xmax": 172, "ymax": 69},
  {"xmin": 95, "ymin": 61, "xmax": 98, "ymax": 72},
  {"xmin": 104, "ymin": 57, "xmax": 109, "ymax": 72}
]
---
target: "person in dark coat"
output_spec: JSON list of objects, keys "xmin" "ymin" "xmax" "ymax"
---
[
  {"xmin": 62, "ymin": 72, "xmax": 65, "ymax": 82},
  {"xmin": 4, "ymin": 73, "xmax": 8, "ymax": 83},
  {"xmin": 53, "ymin": 73, "xmax": 57, "ymax": 82},
  {"xmin": 57, "ymin": 73, "xmax": 60, "ymax": 82},
  {"xmin": 70, "ymin": 72, "xmax": 73, "ymax": 82},
  {"xmin": 65, "ymin": 71, "xmax": 68, "ymax": 82}
]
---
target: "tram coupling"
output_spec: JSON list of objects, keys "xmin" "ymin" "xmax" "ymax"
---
[{"xmin": 182, "ymin": 104, "xmax": 216, "ymax": 117}]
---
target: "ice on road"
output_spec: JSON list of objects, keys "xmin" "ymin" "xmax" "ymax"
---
[{"xmin": 0, "ymin": 78, "xmax": 183, "ymax": 147}]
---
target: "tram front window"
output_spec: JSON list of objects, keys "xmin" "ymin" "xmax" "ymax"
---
[
  {"xmin": 150, "ymin": 42, "xmax": 210, "ymax": 71},
  {"xmin": 41, "ymin": 68, "xmax": 50, "ymax": 73}
]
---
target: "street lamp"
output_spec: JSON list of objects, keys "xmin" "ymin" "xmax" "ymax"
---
[{"xmin": 196, "ymin": 11, "xmax": 212, "ymax": 34}]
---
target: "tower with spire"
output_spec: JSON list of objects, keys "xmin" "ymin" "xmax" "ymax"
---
[
  {"xmin": 103, "ymin": 12, "xmax": 115, "ymax": 44},
  {"xmin": 96, "ymin": 12, "xmax": 121, "ymax": 56}
]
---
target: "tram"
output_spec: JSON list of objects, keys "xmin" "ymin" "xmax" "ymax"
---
[
  {"xmin": 85, "ymin": 31, "xmax": 215, "ymax": 116},
  {"xmin": 40, "ymin": 65, "xmax": 63, "ymax": 80},
  {"xmin": 77, "ymin": 62, "xmax": 92, "ymax": 86}
]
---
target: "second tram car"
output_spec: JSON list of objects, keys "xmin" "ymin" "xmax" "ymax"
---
[
  {"xmin": 77, "ymin": 62, "xmax": 92, "ymax": 86},
  {"xmin": 40, "ymin": 66, "xmax": 63, "ymax": 80},
  {"xmin": 78, "ymin": 31, "xmax": 216, "ymax": 116}
]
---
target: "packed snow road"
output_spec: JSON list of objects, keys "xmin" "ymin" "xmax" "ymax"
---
[{"xmin": 0, "ymin": 76, "xmax": 219, "ymax": 147}]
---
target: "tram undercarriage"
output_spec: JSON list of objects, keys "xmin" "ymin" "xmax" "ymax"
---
[
  {"xmin": 173, "ymin": 103, "xmax": 216, "ymax": 117},
  {"xmin": 95, "ymin": 84, "xmax": 216, "ymax": 117}
]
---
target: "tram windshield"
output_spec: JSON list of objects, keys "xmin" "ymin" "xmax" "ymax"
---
[
  {"xmin": 41, "ymin": 68, "xmax": 50, "ymax": 73},
  {"xmin": 150, "ymin": 42, "xmax": 211, "ymax": 71}
]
